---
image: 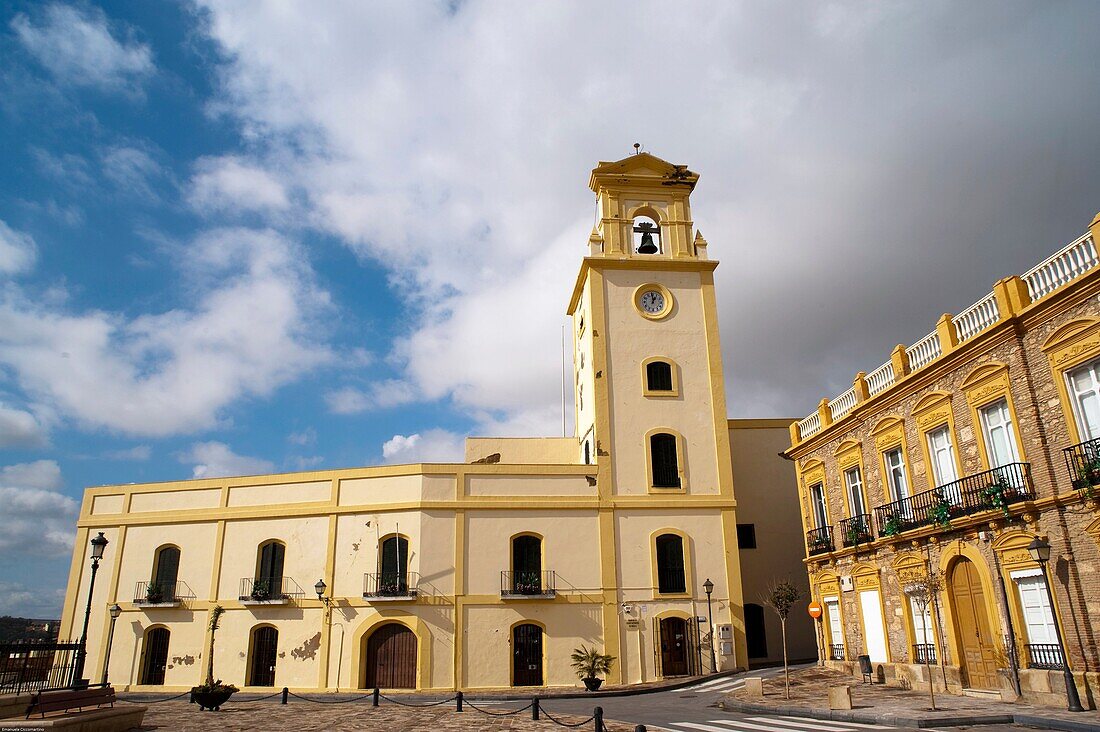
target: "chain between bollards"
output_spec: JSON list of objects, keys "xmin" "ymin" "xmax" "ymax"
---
[
  {"xmin": 281, "ymin": 687, "xmax": 288, "ymax": 705},
  {"xmin": 532, "ymin": 696, "xmax": 540, "ymax": 720},
  {"xmin": 456, "ymin": 690, "xmax": 463, "ymax": 712},
  {"xmin": 372, "ymin": 687, "xmax": 379, "ymax": 706}
]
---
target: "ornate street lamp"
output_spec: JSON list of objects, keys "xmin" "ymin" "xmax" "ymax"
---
[
  {"xmin": 703, "ymin": 578, "xmax": 717, "ymax": 673},
  {"xmin": 101, "ymin": 604, "xmax": 122, "ymax": 685},
  {"xmin": 315, "ymin": 579, "xmax": 331, "ymax": 608},
  {"xmin": 1027, "ymin": 537, "xmax": 1083, "ymax": 712},
  {"xmin": 73, "ymin": 532, "xmax": 108, "ymax": 686}
]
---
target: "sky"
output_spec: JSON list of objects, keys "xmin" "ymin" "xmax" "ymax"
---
[{"xmin": 1, "ymin": 1, "xmax": 1100, "ymax": 618}]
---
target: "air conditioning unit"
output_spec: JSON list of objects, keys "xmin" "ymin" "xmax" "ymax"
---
[
  {"xmin": 840, "ymin": 575, "xmax": 855, "ymax": 592},
  {"xmin": 717, "ymin": 624, "xmax": 733, "ymax": 640}
]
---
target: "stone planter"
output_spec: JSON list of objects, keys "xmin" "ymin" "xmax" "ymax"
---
[
  {"xmin": 582, "ymin": 677, "xmax": 603, "ymax": 691},
  {"xmin": 191, "ymin": 688, "xmax": 236, "ymax": 711}
]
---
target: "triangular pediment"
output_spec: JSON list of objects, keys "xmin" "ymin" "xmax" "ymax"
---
[{"xmin": 589, "ymin": 152, "xmax": 698, "ymax": 192}]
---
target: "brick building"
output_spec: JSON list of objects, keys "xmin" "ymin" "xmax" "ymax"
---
[{"xmin": 784, "ymin": 214, "xmax": 1100, "ymax": 709}]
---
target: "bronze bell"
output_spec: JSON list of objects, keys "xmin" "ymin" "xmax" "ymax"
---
[{"xmin": 637, "ymin": 222, "xmax": 658, "ymax": 254}]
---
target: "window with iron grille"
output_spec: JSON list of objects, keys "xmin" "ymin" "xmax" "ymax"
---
[{"xmin": 651, "ymin": 433, "xmax": 680, "ymax": 488}]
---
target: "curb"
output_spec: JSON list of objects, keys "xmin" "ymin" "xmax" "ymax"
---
[
  {"xmin": 1013, "ymin": 713, "xmax": 1100, "ymax": 732},
  {"xmin": 465, "ymin": 670, "xmax": 745, "ymax": 701},
  {"xmin": 718, "ymin": 699, "xmax": 1014, "ymax": 728}
]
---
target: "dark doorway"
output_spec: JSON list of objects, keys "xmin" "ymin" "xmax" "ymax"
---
[
  {"xmin": 379, "ymin": 536, "xmax": 409, "ymax": 594},
  {"xmin": 152, "ymin": 546, "xmax": 180, "ymax": 598},
  {"xmin": 512, "ymin": 535, "xmax": 542, "ymax": 594},
  {"xmin": 512, "ymin": 623, "xmax": 543, "ymax": 686},
  {"xmin": 659, "ymin": 616, "xmax": 689, "ymax": 676},
  {"xmin": 655, "ymin": 534, "xmax": 686, "ymax": 594},
  {"xmin": 745, "ymin": 603, "xmax": 768, "ymax": 659},
  {"xmin": 139, "ymin": 627, "xmax": 169, "ymax": 685},
  {"xmin": 248, "ymin": 626, "xmax": 278, "ymax": 687},
  {"xmin": 258, "ymin": 541, "xmax": 285, "ymax": 595},
  {"xmin": 363, "ymin": 623, "xmax": 417, "ymax": 689}
]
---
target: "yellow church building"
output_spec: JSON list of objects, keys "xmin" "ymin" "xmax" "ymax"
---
[{"xmin": 58, "ymin": 154, "xmax": 815, "ymax": 693}]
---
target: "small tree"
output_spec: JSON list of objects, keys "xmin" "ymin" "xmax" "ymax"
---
[
  {"xmin": 204, "ymin": 605, "xmax": 225, "ymax": 686},
  {"xmin": 570, "ymin": 645, "xmax": 615, "ymax": 680},
  {"xmin": 903, "ymin": 569, "xmax": 943, "ymax": 711},
  {"xmin": 762, "ymin": 579, "xmax": 802, "ymax": 699}
]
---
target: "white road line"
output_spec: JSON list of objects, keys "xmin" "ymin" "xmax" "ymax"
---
[
  {"xmin": 768, "ymin": 716, "xmax": 893, "ymax": 730},
  {"xmin": 689, "ymin": 676, "xmax": 743, "ymax": 690},
  {"xmin": 704, "ymin": 719, "xmax": 853, "ymax": 732},
  {"xmin": 745, "ymin": 718, "xmax": 860, "ymax": 731},
  {"xmin": 695, "ymin": 682, "xmax": 744, "ymax": 693},
  {"xmin": 672, "ymin": 723, "xmax": 746, "ymax": 732}
]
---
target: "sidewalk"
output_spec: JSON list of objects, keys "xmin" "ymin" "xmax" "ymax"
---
[{"xmin": 721, "ymin": 667, "xmax": 1100, "ymax": 731}]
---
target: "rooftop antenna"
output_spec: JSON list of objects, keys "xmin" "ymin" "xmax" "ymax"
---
[{"xmin": 633, "ymin": 142, "xmax": 642, "ymax": 155}]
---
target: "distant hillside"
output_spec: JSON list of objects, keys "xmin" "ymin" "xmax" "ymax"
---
[{"xmin": 0, "ymin": 616, "xmax": 61, "ymax": 643}]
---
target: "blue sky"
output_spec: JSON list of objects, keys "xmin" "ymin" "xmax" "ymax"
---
[{"xmin": 2, "ymin": 1, "xmax": 1100, "ymax": 617}]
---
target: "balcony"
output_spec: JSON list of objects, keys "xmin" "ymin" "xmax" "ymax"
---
[
  {"xmin": 1026, "ymin": 643, "xmax": 1066, "ymax": 670},
  {"xmin": 363, "ymin": 572, "xmax": 419, "ymax": 601},
  {"xmin": 1064, "ymin": 436, "xmax": 1100, "ymax": 493},
  {"xmin": 913, "ymin": 643, "xmax": 937, "ymax": 664},
  {"xmin": 840, "ymin": 514, "xmax": 874, "ymax": 547},
  {"xmin": 134, "ymin": 581, "xmax": 191, "ymax": 607},
  {"xmin": 239, "ymin": 576, "xmax": 304, "ymax": 605},
  {"xmin": 874, "ymin": 463, "xmax": 1034, "ymax": 538},
  {"xmin": 828, "ymin": 644, "xmax": 844, "ymax": 661},
  {"xmin": 806, "ymin": 526, "xmax": 834, "ymax": 556},
  {"xmin": 501, "ymin": 570, "xmax": 556, "ymax": 599}
]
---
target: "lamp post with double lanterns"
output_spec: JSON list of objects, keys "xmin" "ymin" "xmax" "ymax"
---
[
  {"xmin": 1027, "ymin": 537, "xmax": 1083, "ymax": 713},
  {"xmin": 101, "ymin": 604, "xmax": 122, "ymax": 685},
  {"xmin": 703, "ymin": 578, "xmax": 717, "ymax": 673},
  {"xmin": 72, "ymin": 532, "xmax": 108, "ymax": 687}
]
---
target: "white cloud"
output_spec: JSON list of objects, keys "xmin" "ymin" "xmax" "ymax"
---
[
  {"xmin": 11, "ymin": 3, "xmax": 154, "ymax": 92},
  {"xmin": 0, "ymin": 460, "xmax": 76, "ymax": 558},
  {"xmin": 287, "ymin": 427, "xmax": 316, "ymax": 446},
  {"xmin": 381, "ymin": 429, "xmax": 464, "ymax": 464},
  {"xmin": 184, "ymin": 441, "xmax": 274, "ymax": 478},
  {"xmin": 0, "ymin": 402, "xmax": 49, "ymax": 448},
  {"xmin": 0, "ymin": 581, "xmax": 67, "ymax": 617},
  {"xmin": 0, "ymin": 219, "xmax": 37, "ymax": 276},
  {"xmin": 189, "ymin": 156, "xmax": 289, "ymax": 214},
  {"xmin": 100, "ymin": 144, "xmax": 168, "ymax": 200},
  {"xmin": 105, "ymin": 445, "xmax": 151, "ymax": 461},
  {"xmin": 324, "ymin": 379, "xmax": 419, "ymax": 415},
  {"xmin": 0, "ymin": 227, "xmax": 333, "ymax": 437}
]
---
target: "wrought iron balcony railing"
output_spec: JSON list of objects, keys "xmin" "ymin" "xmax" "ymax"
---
[
  {"xmin": 1064, "ymin": 436, "xmax": 1100, "ymax": 492},
  {"xmin": 874, "ymin": 463, "xmax": 1034, "ymax": 538},
  {"xmin": 840, "ymin": 514, "xmax": 874, "ymax": 547},
  {"xmin": 134, "ymin": 581, "xmax": 188, "ymax": 606},
  {"xmin": 363, "ymin": 572, "xmax": 419, "ymax": 599},
  {"xmin": 238, "ymin": 576, "xmax": 303, "ymax": 603},
  {"xmin": 1026, "ymin": 643, "xmax": 1066, "ymax": 670},
  {"xmin": 0, "ymin": 641, "xmax": 82, "ymax": 694},
  {"xmin": 828, "ymin": 644, "xmax": 844, "ymax": 661},
  {"xmin": 806, "ymin": 526, "xmax": 834, "ymax": 556},
  {"xmin": 501, "ymin": 570, "xmax": 556, "ymax": 598},
  {"xmin": 913, "ymin": 643, "xmax": 937, "ymax": 664}
]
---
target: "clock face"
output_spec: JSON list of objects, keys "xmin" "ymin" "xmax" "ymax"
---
[{"xmin": 640, "ymin": 290, "xmax": 666, "ymax": 314}]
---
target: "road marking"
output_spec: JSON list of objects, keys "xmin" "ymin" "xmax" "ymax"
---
[
  {"xmin": 688, "ymin": 676, "xmax": 744, "ymax": 690},
  {"xmin": 673, "ymin": 723, "xmax": 748, "ymax": 732},
  {"xmin": 704, "ymin": 719, "xmax": 854, "ymax": 732},
  {"xmin": 767, "ymin": 716, "xmax": 893, "ymax": 730},
  {"xmin": 687, "ymin": 678, "xmax": 745, "ymax": 693}
]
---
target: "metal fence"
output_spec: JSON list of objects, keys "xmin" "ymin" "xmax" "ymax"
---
[
  {"xmin": 829, "ymin": 644, "xmax": 844, "ymax": 661},
  {"xmin": 913, "ymin": 643, "xmax": 937, "ymax": 664},
  {"xmin": 840, "ymin": 514, "xmax": 874, "ymax": 547},
  {"xmin": 0, "ymin": 641, "xmax": 82, "ymax": 694},
  {"xmin": 1026, "ymin": 643, "xmax": 1066, "ymax": 670},
  {"xmin": 500, "ymin": 570, "xmax": 556, "ymax": 597},
  {"xmin": 806, "ymin": 526, "xmax": 834, "ymax": 556},
  {"xmin": 238, "ymin": 576, "xmax": 303, "ymax": 602},
  {"xmin": 363, "ymin": 572, "xmax": 420, "ymax": 598},
  {"xmin": 1064, "ymin": 436, "xmax": 1100, "ymax": 491}
]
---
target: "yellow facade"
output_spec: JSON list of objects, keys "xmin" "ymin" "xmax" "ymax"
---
[{"xmin": 60, "ymin": 154, "xmax": 807, "ymax": 692}]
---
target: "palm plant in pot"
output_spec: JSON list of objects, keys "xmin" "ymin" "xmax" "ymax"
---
[
  {"xmin": 191, "ymin": 606, "xmax": 238, "ymax": 711},
  {"xmin": 571, "ymin": 645, "xmax": 615, "ymax": 691}
]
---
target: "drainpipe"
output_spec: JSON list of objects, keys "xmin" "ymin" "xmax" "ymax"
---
[{"xmin": 987, "ymin": 535, "xmax": 1022, "ymax": 697}]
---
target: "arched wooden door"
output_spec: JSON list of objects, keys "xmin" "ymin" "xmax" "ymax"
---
[
  {"xmin": 512, "ymin": 623, "xmax": 543, "ymax": 686},
  {"xmin": 248, "ymin": 626, "xmax": 278, "ymax": 687},
  {"xmin": 139, "ymin": 627, "xmax": 169, "ymax": 685},
  {"xmin": 949, "ymin": 557, "xmax": 999, "ymax": 689},
  {"xmin": 660, "ymin": 616, "xmax": 689, "ymax": 676},
  {"xmin": 363, "ymin": 624, "xmax": 417, "ymax": 689}
]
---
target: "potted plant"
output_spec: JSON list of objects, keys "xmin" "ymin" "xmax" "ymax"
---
[
  {"xmin": 250, "ymin": 579, "xmax": 271, "ymax": 601},
  {"xmin": 929, "ymin": 497, "xmax": 953, "ymax": 529},
  {"xmin": 570, "ymin": 645, "xmax": 615, "ymax": 691},
  {"xmin": 1074, "ymin": 457, "xmax": 1100, "ymax": 495},
  {"xmin": 845, "ymin": 518, "xmax": 871, "ymax": 546},
  {"xmin": 191, "ymin": 606, "xmax": 237, "ymax": 711},
  {"xmin": 144, "ymin": 583, "xmax": 164, "ymax": 604},
  {"xmin": 881, "ymin": 511, "xmax": 904, "ymax": 537},
  {"xmin": 982, "ymin": 476, "xmax": 1012, "ymax": 517}
]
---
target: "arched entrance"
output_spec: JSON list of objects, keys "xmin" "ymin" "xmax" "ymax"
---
[
  {"xmin": 948, "ymin": 557, "xmax": 999, "ymax": 689},
  {"xmin": 659, "ymin": 616, "xmax": 690, "ymax": 676},
  {"xmin": 362, "ymin": 623, "xmax": 417, "ymax": 689},
  {"xmin": 512, "ymin": 623, "xmax": 543, "ymax": 686},
  {"xmin": 247, "ymin": 626, "xmax": 278, "ymax": 687},
  {"xmin": 139, "ymin": 627, "xmax": 169, "ymax": 685}
]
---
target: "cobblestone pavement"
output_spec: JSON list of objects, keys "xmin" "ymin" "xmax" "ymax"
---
[{"xmin": 132, "ymin": 698, "xmax": 634, "ymax": 731}]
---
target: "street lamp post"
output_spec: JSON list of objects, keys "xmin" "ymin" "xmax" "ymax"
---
[
  {"xmin": 1027, "ymin": 537, "xmax": 1083, "ymax": 713},
  {"xmin": 314, "ymin": 579, "xmax": 332, "ymax": 608},
  {"xmin": 703, "ymin": 578, "xmax": 717, "ymax": 673},
  {"xmin": 72, "ymin": 532, "xmax": 108, "ymax": 687},
  {"xmin": 101, "ymin": 604, "xmax": 122, "ymax": 686}
]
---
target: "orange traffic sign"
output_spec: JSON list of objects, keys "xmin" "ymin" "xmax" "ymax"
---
[{"xmin": 807, "ymin": 601, "xmax": 823, "ymax": 620}]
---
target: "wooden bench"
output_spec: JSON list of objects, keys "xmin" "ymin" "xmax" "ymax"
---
[{"xmin": 26, "ymin": 687, "xmax": 115, "ymax": 718}]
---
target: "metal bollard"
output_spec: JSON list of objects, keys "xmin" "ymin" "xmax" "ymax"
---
[
  {"xmin": 532, "ymin": 697, "xmax": 540, "ymax": 720},
  {"xmin": 373, "ymin": 687, "xmax": 380, "ymax": 707},
  {"xmin": 635, "ymin": 726, "xmax": 647, "ymax": 732},
  {"xmin": 281, "ymin": 687, "xmax": 288, "ymax": 705},
  {"xmin": 594, "ymin": 705, "xmax": 604, "ymax": 731},
  {"xmin": 456, "ymin": 690, "xmax": 463, "ymax": 712}
]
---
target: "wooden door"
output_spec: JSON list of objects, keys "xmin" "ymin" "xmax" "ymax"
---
[
  {"xmin": 512, "ymin": 623, "xmax": 543, "ymax": 686},
  {"xmin": 363, "ymin": 624, "xmax": 417, "ymax": 689},
  {"xmin": 660, "ymin": 617, "xmax": 689, "ymax": 676},
  {"xmin": 140, "ymin": 628, "xmax": 170, "ymax": 685},
  {"xmin": 248, "ymin": 626, "xmax": 278, "ymax": 687},
  {"xmin": 949, "ymin": 558, "xmax": 999, "ymax": 689},
  {"xmin": 512, "ymin": 536, "xmax": 542, "ymax": 594}
]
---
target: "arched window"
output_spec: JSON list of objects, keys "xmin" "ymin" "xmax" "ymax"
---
[
  {"xmin": 655, "ymin": 534, "xmax": 686, "ymax": 594},
  {"xmin": 150, "ymin": 545, "xmax": 180, "ymax": 602},
  {"xmin": 650, "ymin": 433, "xmax": 680, "ymax": 488},
  {"xmin": 379, "ymin": 535, "xmax": 409, "ymax": 594},
  {"xmin": 247, "ymin": 625, "xmax": 278, "ymax": 687},
  {"xmin": 511, "ymin": 534, "xmax": 543, "ymax": 594},
  {"xmin": 645, "ymin": 361, "xmax": 674, "ymax": 393},
  {"xmin": 745, "ymin": 603, "xmax": 768, "ymax": 658},
  {"xmin": 255, "ymin": 540, "xmax": 285, "ymax": 600}
]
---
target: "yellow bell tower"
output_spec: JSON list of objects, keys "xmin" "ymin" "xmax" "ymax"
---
[{"xmin": 567, "ymin": 151, "xmax": 747, "ymax": 677}]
